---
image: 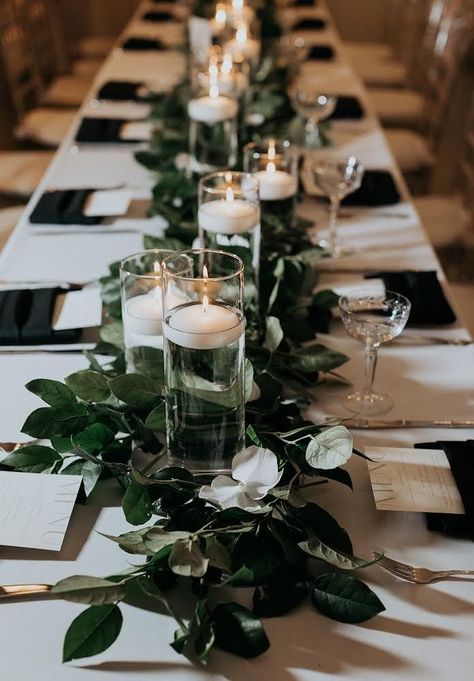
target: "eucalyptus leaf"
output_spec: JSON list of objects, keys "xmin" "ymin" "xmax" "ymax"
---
[
  {"xmin": 62, "ymin": 604, "xmax": 123, "ymax": 662},
  {"xmin": 65, "ymin": 371, "xmax": 111, "ymax": 402},
  {"xmin": 26, "ymin": 378, "xmax": 76, "ymax": 407},
  {"xmin": 169, "ymin": 537, "xmax": 209, "ymax": 578},
  {"xmin": 53, "ymin": 576, "xmax": 127, "ymax": 605},
  {"xmin": 305, "ymin": 426, "xmax": 353, "ymax": 470},
  {"xmin": 311, "ymin": 573, "xmax": 385, "ymax": 623},
  {"xmin": 2, "ymin": 445, "xmax": 61, "ymax": 473}
]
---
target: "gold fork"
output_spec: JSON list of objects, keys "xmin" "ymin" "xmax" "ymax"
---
[
  {"xmin": 0, "ymin": 584, "xmax": 52, "ymax": 599},
  {"xmin": 373, "ymin": 552, "xmax": 474, "ymax": 584}
]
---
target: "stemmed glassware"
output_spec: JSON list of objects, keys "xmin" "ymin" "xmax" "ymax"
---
[
  {"xmin": 339, "ymin": 290, "xmax": 411, "ymax": 416},
  {"xmin": 291, "ymin": 90, "xmax": 336, "ymax": 148},
  {"xmin": 310, "ymin": 154, "xmax": 364, "ymax": 257}
]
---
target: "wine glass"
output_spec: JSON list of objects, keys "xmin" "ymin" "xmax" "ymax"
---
[
  {"xmin": 310, "ymin": 154, "xmax": 364, "ymax": 257},
  {"xmin": 339, "ymin": 290, "xmax": 411, "ymax": 416},
  {"xmin": 291, "ymin": 90, "xmax": 336, "ymax": 148}
]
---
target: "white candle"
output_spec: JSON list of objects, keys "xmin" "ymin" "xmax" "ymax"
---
[
  {"xmin": 224, "ymin": 24, "xmax": 260, "ymax": 63},
  {"xmin": 254, "ymin": 167, "xmax": 297, "ymax": 201},
  {"xmin": 164, "ymin": 301, "xmax": 245, "ymax": 349},
  {"xmin": 199, "ymin": 188, "xmax": 259, "ymax": 234},
  {"xmin": 188, "ymin": 94, "xmax": 238, "ymax": 124},
  {"xmin": 125, "ymin": 289, "xmax": 162, "ymax": 336}
]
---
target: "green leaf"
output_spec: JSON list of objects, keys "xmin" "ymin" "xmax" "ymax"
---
[
  {"xmin": 100, "ymin": 321, "xmax": 124, "ymax": 349},
  {"xmin": 72, "ymin": 424, "xmax": 116, "ymax": 455},
  {"xmin": 288, "ymin": 345, "xmax": 348, "ymax": 372},
  {"xmin": 144, "ymin": 403, "xmax": 167, "ymax": 431},
  {"xmin": 246, "ymin": 424, "xmax": 262, "ymax": 446},
  {"xmin": 62, "ymin": 604, "xmax": 123, "ymax": 662},
  {"xmin": 205, "ymin": 536, "xmax": 232, "ymax": 572},
  {"xmin": 65, "ymin": 371, "xmax": 111, "ymax": 402},
  {"xmin": 169, "ymin": 537, "xmax": 209, "ymax": 578},
  {"xmin": 298, "ymin": 538, "xmax": 377, "ymax": 570},
  {"xmin": 81, "ymin": 461, "xmax": 103, "ymax": 497},
  {"xmin": 53, "ymin": 576, "xmax": 127, "ymax": 605},
  {"xmin": 109, "ymin": 374, "xmax": 160, "ymax": 410},
  {"xmin": 26, "ymin": 379, "xmax": 77, "ymax": 407},
  {"xmin": 22, "ymin": 404, "xmax": 89, "ymax": 438},
  {"xmin": 213, "ymin": 603, "xmax": 270, "ymax": 658},
  {"xmin": 311, "ymin": 573, "xmax": 385, "ymax": 623},
  {"xmin": 294, "ymin": 503, "xmax": 353, "ymax": 554},
  {"xmin": 305, "ymin": 426, "xmax": 353, "ymax": 470},
  {"xmin": 244, "ymin": 358, "xmax": 260, "ymax": 403},
  {"xmin": 2, "ymin": 445, "xmax": 61, "ymax": 473},
  {"xmin": 264, "ymin": 316, "xmax": 283, "ymax": 353},
  {"xmin": 122, "ymin": 480, "xmax": 152, "ymax": 526},
  {"xmin": 253, "ymin": 577, "xmax": 310, "ymax": 617},
  {"xmin": 104, "ymin": 527, "xmax": 190, "ymax": 556}
]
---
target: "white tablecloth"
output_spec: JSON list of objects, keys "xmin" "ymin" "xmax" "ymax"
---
[{"xmin": 0, "ymin": 2, "xmax": 473, "ymax": 680}]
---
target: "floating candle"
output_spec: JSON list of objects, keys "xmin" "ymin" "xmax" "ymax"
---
[
  {"xmin": 164, "ymin": 299, "xmax": 245, "ymax": 350},
  {"xmin": 224, "ymin": 23, "xmax": 260, "ymax": 63},
  {"xmin": 198, "ymin": 186, "xmax": 260, "ymax": 234}
]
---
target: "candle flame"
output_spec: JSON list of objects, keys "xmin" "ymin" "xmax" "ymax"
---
[
  {"xmin": 202, "ymin": 264, "xmax": 209, "ymax": 279},
  {"xmin": 236, "ymin": 23, "xmax": 248, "ymax": 44},
  {"xmin": 209, "ymin": 60, "xmax": 219, "ymax": 99},
  {"xmin": 215, "ymin": 3, "xmax": 227, "ymax": 24},
  {"xmin": 266, "ymin": 161, "xmax": 276, "ymax": 174},
  {"xmin": 233, "ymin": 0, "xmax": 244, "ymax": 9},
  {"xmin": 226, "ymin": 186, "xmax": 234, "ymax": 202},
  {"xmin": 268, "ymin": 139, "xmax": 276, "ymax": 160},
  {"xmin": 221, "ymin": 53, "xmax": 233, "ymax": 75},
  {"xmin": 202, "ymin": 294, "xmax": 209, "ymax": 314}
]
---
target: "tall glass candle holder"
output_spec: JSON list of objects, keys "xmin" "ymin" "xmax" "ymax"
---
[
  {"xmin": 162, "ymin": 249, "xmax": 246, "ymax": 473},
  {"xmin": 198, "ymin": 171, "xmax": 260, "ymax": 313},
  {"xmin": 188, "ymin": 66, "xmax": 239, "ymax": 173},
  {"xmin": 243, "ymin": 139, "xmax": 298, "ymax": 229},
  {"xmin": 121, "ymin": 250, "xmax": 188, "ymax": 377}
]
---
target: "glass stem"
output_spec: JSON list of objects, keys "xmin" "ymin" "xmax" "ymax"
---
[
  {"xmin": 305, "ymin": 117, "xmax": 320, "ymax": 145},
  {"xmin": 328, "ymin": 197, "xmax": 340, "ymax": 255},
  {"xmin": 363, "ymin": 344, "xmax": 378, "ymax": 395}
]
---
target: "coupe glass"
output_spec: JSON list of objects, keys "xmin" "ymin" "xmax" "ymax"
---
[
  {"xmin": 310, "ymin": 154, "xmax": 364, "ymax": 257},
  {"xmin": 339, "ymin": 290, "xmax": 411, "ymax": 416},
  {"xmin": 291, "ymin": 90, "xmax": 336, "ymax": 148}
]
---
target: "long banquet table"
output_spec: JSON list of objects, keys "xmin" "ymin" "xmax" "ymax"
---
[{"xmin": 0, "ymin": 2, "xmax": 473, "ymax": 680}]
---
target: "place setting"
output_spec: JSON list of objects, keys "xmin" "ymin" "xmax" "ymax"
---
[{"xmin": 0, "ymin": 0, "xmax": 473, "ymax": 677}]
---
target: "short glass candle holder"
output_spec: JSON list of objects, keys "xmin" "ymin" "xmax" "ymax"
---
[
  {"xmin": 188, "ymin": 74, "xmax": 239, "ymax": 173},
  {"xmin": 120, "ymin": 250, "xmax": 186, "ymax": 377},
  {"xmin": 198, "ymin": 171, "xmax": 260, "ymax": 314},
  {"xmin": 162, "ymin": 249, "xmax": 246, "ymax": 474},
  {"xmin": 192, "ymin": 50, "xmax": 249, "ymax": 100},
  {"xmin": 243, "ymin": 139, "xmax": 298, "ymax": 230}
]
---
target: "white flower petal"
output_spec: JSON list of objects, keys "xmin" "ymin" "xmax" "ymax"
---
[
  {"xmin": 232, "ymin": 446, "xmax": 281, "ymax": 493},
  {"xmin": 199, "ymin": 475, "xmax": 251, "ymax": 510}
]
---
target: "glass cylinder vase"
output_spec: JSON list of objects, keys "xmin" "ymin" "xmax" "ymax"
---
[
  {"xmin": 198, "ymin": 171, "xmax": 260, "ymax": 315},
  {"xmin": 162, "ymin": 249, "xmax": 246, "ymax": 473},
  {"xmin": 243, "ymin": 138, "xmax": 298, "ymax": 230}
]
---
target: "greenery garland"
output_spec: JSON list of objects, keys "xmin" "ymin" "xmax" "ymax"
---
[{"xmin": 1, "ymin": 2, "xmax": 388, "ymax": 666}]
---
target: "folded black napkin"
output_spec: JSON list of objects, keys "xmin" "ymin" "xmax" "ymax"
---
[
  {"xmin": 0, "ymin": 288, "xmax": 81, "ymax": 345},
  {"xmin": 415, "ymin": 441, "xmax": 474, "ymax": 540},
  {"xmin": 121, "ymin": 37, "xmax": 166, "ymax": 51},
  {"xmin": 142, "ymin": 10, "xmax": 175, "ymax": 22},
  {"xmin": 29, "ymin": 189, "xmax": 101, "ymax": 225},
  {"xmin": 75, "ymin": 117, "xmax": 145, "ymax": 144},
  {"xmin": 294, "ymin": 0, "xmax": 317, "ymax": 6},
  {"xmin": 293, "ymin": 17, "xmax": 327, "ymax": 30},
  {"xmin": 307, "ymin": 45, "xmax": 335, "ymax": 60},
  {"xmin": 97, "ymin": 81, "xmax": 145, "ymax": 101},
  {"xmin": 365, "ymin": 270, "xmax": 456, "ymax": 325},
  {"xmin": 329, "ymin": 95, "xmax": 364, "ymax": 120},
  {"xmin": 341, "ymin": 169, "xmax": 400, "ymax": 206}
]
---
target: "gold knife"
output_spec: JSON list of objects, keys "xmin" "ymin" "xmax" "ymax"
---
[
  {"xmin": 0, "ymin": 584, "xmax": 52, "ymax": 599},
  {"xmin": 344, "ymin": 418, "xmax": 474, "ymax": 429}
]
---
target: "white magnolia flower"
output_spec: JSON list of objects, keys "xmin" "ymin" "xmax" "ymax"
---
[{"xmin": 198, "ymin": 446, "xmax": 282, "ymax": 512}]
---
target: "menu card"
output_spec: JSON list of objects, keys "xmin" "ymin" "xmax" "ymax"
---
[
  {"xmin": 366, "ymin": 447, "xmax": 465, "ymax": 514},
  {"xmin": 0, "ymin": 472, "xmax": 82, "ymax": 550}
]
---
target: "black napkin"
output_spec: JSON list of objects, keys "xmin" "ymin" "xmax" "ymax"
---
[
  {"xmin": 0, "ymin": 288, "xmax": 81, "ymax": 345},
  {"xmin": 97, "ymin": 81, "xmax": 144, "ymax": 101},
  {"xmin": 29, "ymin": 189, "xmax": 101, "ymax": 225},
  {"xmin": 365, "ymin": 270, "xmax": 456, "ymax": 325},
  {"xmin": 294, "ymin": 0, "xmax": 317, "ymax": 6},
  {"xmin": 75, "ymin": 117, "xmax": 145, "ymax": 144},
  {"xmin": 121, "ymin": 37, "xmax": 166, "ymax": 51},
  {"xmin": 329, "ymin": 96, "xmax": 364, "ymax": 120},
  {"xmin": 415, "ymin": 441, "xmax": 474, "ymax": 540},
  {"xmin": 142, "ymin": 10, "xmax": 175, "ymax": 22},
  {"xmin": 307, "ymin": 45, "xmax": 335, "ymax": 60},
  {"xmin": 293, "ymin": 18, "xmax": 327, "ymax": 30},
  {"xmin": 341, "ymin": 169, "xmax": 400, "ymax": 206}
]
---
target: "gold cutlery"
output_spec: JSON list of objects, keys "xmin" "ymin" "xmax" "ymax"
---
[
  {"xmin": 0, "ymin": 584, "xmax": 52, "ymax": 599},
  {"xmin": 373, "ymin": 553, "xmax": 474, "ymax": 584},
  {"xmin": 344, "ymin": 418, "xmax": 474, "ymax": 429}
]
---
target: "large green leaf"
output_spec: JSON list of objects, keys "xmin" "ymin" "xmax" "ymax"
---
[
  {"xmin": 100, "ymin": 321, "xmax": 124, "ymax": 349},
  {"xmin": 298, "ymin": 538, "xmax": 377, "ymax": 570},
  {"xmin": 2, "ymin": 445, "xmax": 61, "ymax": 473},
  {"xmin": 213, "ymin": 603, "xmax": 270, "ymax": 658},
  {"xmin": 53, "ymin": 576, "xmax": 127, "ymax": 605},
  {"xmin": 104, "ymin": 526, "xmax": 190, "ymax": 556},
  {"xmin": 72, "ymin": 424, "xmax": 115, "ymax": 455},
  {"xmin": 169, "ymin": 537, "xmax": 209, "ymax": 577},
  {"xmin": 109, "ymin": 374, "xmax": 160, "ymax": 410},
  {"xmin": 62, "ymin": 604, "xmax": 123, "ymax": 662},
  {"xmin": 294, "ymin": 503, "xmax": 352, "ymax": 554},
  {"xmin": 311, "ymin": 573, "xmax": 385, "ymax": 623},
  {"xmin": 65, "ymin": 371, "xmax": 111, "ymax": 402},
  {"xmin": 22, "ymin": 404, "xmax": 89, "ymax": 438},
  {"xmin": 305, "ymin": 426, "xmax": 353, "ymax": 470},
  {"xmin": 26, "ymin": 379, "xmax": 76, "ymax": 407},
  {"xmin": 144, "ymin": 403, "xmax": 167, "ymax": 431},
  {"xmin": 122, "ymin": 480, "xmax": 152, "ymax": 526}
]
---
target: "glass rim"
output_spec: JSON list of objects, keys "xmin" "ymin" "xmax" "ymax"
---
[
  {"xmin": 162, "ymin": 248, "xmax": 244, "ymax": 282},
  {"xmin": 338, "ymin": 289, "xmax": 411, "ymax": 311},
  {"xmin": 120, "ymin": 249, "xmax": 175, "ymax": 279},
  {"xmin": 243, "ymin": 138, "xmax": 292, "ymax": 153}
]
